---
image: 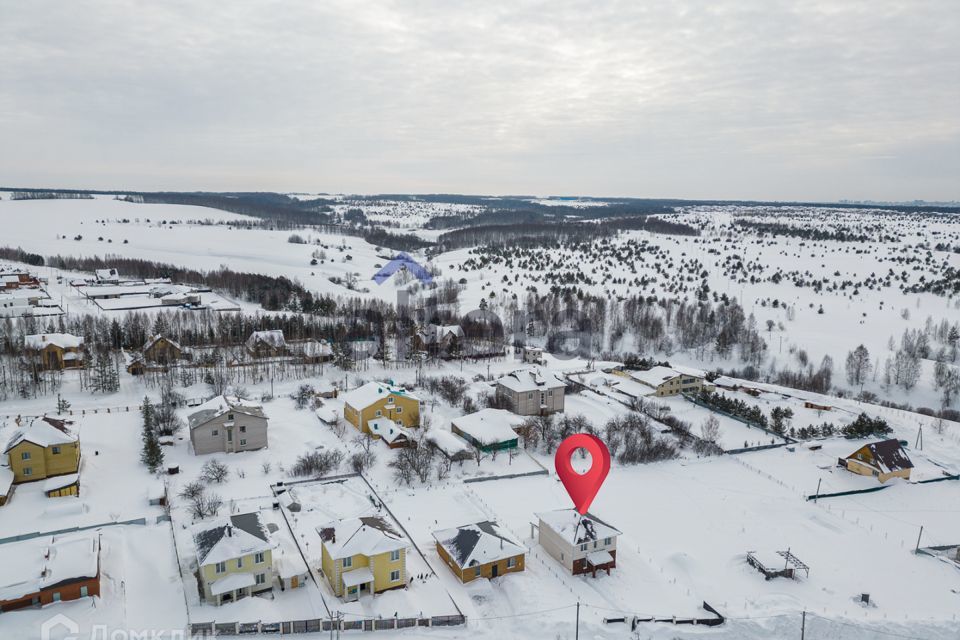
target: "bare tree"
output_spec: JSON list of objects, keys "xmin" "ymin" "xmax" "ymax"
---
[{"xmin": 201, "ymin": 459, "xmax": 230, "ymax": 484}]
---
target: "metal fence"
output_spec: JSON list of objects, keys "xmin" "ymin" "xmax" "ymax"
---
[
  {"xmin": 190, "ymin": 615, "xmax": 465, "ymax": 636},
  {"xmin": 0, "ymin": 516, "xmax": 156, "ymax": 545}
]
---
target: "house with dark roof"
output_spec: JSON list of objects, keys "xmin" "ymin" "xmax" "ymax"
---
[
  {"xmin": 192, "ymin": 512, "xmax": 275, "ymax": 605},
  {"xmin": 187, "ymin": 396, "xmax": 268, "ymax": 455},
  {"xmin": 143, "ymin": 334, "xmax": 183, "ymax": 365},
  {"xmin": 245, "ymin": 330, "xmax": 287, "ymax": 358},
  {"xmin": 432, "ymin": 521, "xmax": 526, "ymax": 583},
  {"xmin": 536, "ymin": 509, "xmax": 621, "ymax": 577},
  {"xmin": 839, "ymin": 439, "xmax": 913, "ymax": 483},
  {"xmin": 318, "ymin": 516, "xmax": 409, "ymax": 601}
]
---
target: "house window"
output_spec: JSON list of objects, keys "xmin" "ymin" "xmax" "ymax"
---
[
  {"xmin": 23, "ymin": 467, "xmax": 32, "ymax": 476},
  {"xmin": 580, "ymin": 543, "xmax": 588, "ymax": 551},
  {"xmin": 527, "ymin": 392, "xmax": 533, "ymax": 400},
  {"xmin": 593, "ymin": 541, "xmax": 597, "ymax": 548},
  {"xmin": 474, "ymin": 567, "xmax": 482, "ymax": 577},
  {"xmin": 603, "ymin": 537, "xmax": 611, "ymax": 546},
  {"xmin": 215, "ymin": 562, "xmax": 226, "ymax": 574},
  {"xmin": 237, "ymin": 558, "xmax": 243, "ymax": 569},
  {"xmin": 52, "ymin": 446, "xmax": 61, "ymax": 455},
  {"xmin": 80, "ymin": 585, "xmax": 88, "ymax": 597},
  {"xmin": 240, "ymin": 439, "xmax": 247, "ymax": 446},
  {"xmin": 375, "ymin": 410, "xmax": 382, "ymax": 417},
  {"xmin": 228, "ymin": 414, "xmax": 234, "ymax": 420},
  {"xmin": 395, "ymin": 407, "xmax": 402, "ymax": 414},
  {"xmin": 386, "ymin": 397, "xmax": 395, "ymax": 405},
  {"xmin": 240, "ymin": 425, "xmax": 246, "ymax": 433},
  {"xmin": 390, "ymin": 549, "xmax": 401, "ymax": 562},
  {"xmin": 342, "ymin": 557, "xmax": 352, "ymax": 568},
  {"xmin": 390, "ymin": 570, "xmax": 401, "ymax": 582},
  {"xmin": 212, "ymin": 429, "xmax": 219, "ymax": 436},
  {"xmin": 21, "ymin": 451, "xmax": 31, "ymax": 460},
  {"xmin": 52, "ymin": 592, "xmax": 61, "ymax": 602},
  {"xmin": 507, "ymin": 557, "xmax": 516, "ymax": 568},
  {"xmin": 548, "ymin": 390, "xmax": 553, "ymax": 397},
  {"xmin": 255, "ymin": 552, "xmax": 265, "ymax": 564},
  {"xmin": 560, "ymin": 552, "xmax": 565, "ymax": 561},
  {"xmin": 255, "ymin": 573, "xmax": 266, "ymax": 585}
]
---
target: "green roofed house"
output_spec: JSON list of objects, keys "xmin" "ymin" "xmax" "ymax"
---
[{"xmin": 450, "ymin": 409, "xmax": 526, "ymax": 452}]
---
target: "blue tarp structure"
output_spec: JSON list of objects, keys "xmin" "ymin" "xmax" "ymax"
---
[{"xmin": 371, "ymin": 252, "xmax": 433, "ymax": 285}]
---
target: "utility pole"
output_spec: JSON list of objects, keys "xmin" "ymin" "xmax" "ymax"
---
[
  {"xmin": 800, "ymin": 610, "xmax": 806, "ymax": 639},
  {"xmin": 916, "ymin": 425, "xmax": 923, "ymax": 450},
  {"xmin": 813, "ymin": 478, "xmax": 822, "ymax": 503},
  {"xmin": 915, "ymin": 525, "xmax": 924, "ymax": 554},
  {"xmin": 575, "ymin": 600, "xmax": 580, "ymax": 640}
]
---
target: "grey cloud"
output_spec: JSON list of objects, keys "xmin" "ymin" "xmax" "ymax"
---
[{"xmin": 0, "ymin": 0, "xmax": 956, "ymax": 200}]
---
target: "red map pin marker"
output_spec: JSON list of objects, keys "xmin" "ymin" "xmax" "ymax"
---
[{"xmin": 555, "ymin": 433, "xmax": 611, "ymax": 515}]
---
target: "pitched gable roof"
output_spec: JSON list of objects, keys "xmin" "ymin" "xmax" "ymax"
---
[
  {"xmin": 341, "ymin": 381, "xmax": 419, "ymax": 410},
  {"xmin": 848, "ymin": 439, "xmax": 914, "ymax": 473},
  {"xmin": 4, "ymin": 417, "xmax": 78, "ymax": 453},
  {"xmin": 496, "ymin": 368, "xmax": 565, "ymax": 393},
  {"xmin": 319, "ymin": 516, "xmax": 408, "ymax": 560},
  {"xmin": 432, "ymin": 521, "xmax": 526, "ymax": 569},
  {"xmin": 187, "ymin": 395, "xmax": 266, "ymax": 430},
  {"xmin": 536, "ymin": 509, "xmax": 622, "ymax": 545},
  {"xmin": 192, "ymin": 512, "xmax": 272, "ymax": 566}
]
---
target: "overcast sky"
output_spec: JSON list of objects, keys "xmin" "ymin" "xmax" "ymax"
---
[{"xmin": 1, "ymin": 1, "xmax": 957, "ymax": 201}]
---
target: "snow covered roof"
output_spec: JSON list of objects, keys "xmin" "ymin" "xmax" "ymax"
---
[
  {"xmin": 586, "ymin": 550, "xmax": 614, "ymax": 566},
  {"xmin": 210, "ymin": 571, "xmax": 256, "ymax": 595},
  {"xmin": 418, "ymin": 324, "xmax": 464, "ymax": 344},
  {"xmin": 848, "ymin": 439, "xmax": 914, "ymax": 473},
  {"xmin": 187, "ymin": 395, "xmax": 266, "ymax": 430},
  {"xmin": 315, "ymin": 406, "xmax": 338, "ymax": 424},
  {"xmin": 294, "ymin": 339, "xmax": 333, "ymax": 357},
  {"xmin": 192, "ymin": 512, "xmax": 273, "ymax": 566},
  {"xmin": 319, "ymin": 516, "xmax": 408, "ymax": 560},
  {"xmin": 368, "ymin": 418, "xmax": 412, "ymax": 445},
  {"xmin": 536, "ymin": 509, "xmax": 622, "ymax": 545},
  {"xmin": 610, "ymin": 378, "xmax": 657, "ymax": 399},
  {"xmin": 0, "ymin": 535, "xmax": 100, "ymax": 602},
  {"xmin": 4, "ymin": 417, "xmax": 78, "ymax": 453},
  {"xmin": 341, "ymin": 567, "xmax": 375, "ymax": 588},
  {"xmin": 143, "ymin": 334, "xmax": 182, "ymax": 352},
  {"xmin": 629, "ymin": 366, "xmax": 682, "ymax": 388},
  {"xmin": 43, "ymin": 473, "xmax": 79, "ymax": 492},
  {"xmin": 433, "ymin": 521, "xmax": 526, "ymax": 569},
  {"xmin": 245, "ymin": 330, "xmax": 286, "ymax": 349},
  {"xmin": 25, "ymin": 333, "xmax": 84, "ymax": 350},
  {"xmin": 341, "ymin": 381, "xmax": 419, "ymax": 410},
  {"xmin": 451, "ymin": 409, "xmax": 525, "ymax": 445},
  {"xmin": 425, "ymin": 429, "xmax": 472, "ymax": 457},
  {"xmin": 496, "ymin": 368, "xmax": 566, "ymax": 393}
]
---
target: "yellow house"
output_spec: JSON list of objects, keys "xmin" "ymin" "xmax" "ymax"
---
[
  {"xmin": 433, "ymin": 521, "xmax": 526, "ymax": 584},
  {"xmin": 4, "ymin": 417, "xmax": 80, "ymax": 486},
  {"xmin": 192, "ymin": 512, "xmax": 275, "ymax": 605},
  {"xmin": 840, "ymin": 439, "xmax": 913, "ymax": 483},
  {"xmin": 341, "ymin": 382, "xmax": 420, "ymax": 436},
  {"xmin": 628, "ymin": 366, "xmax": 704, "ymax": 397},
  {"xmin": 24, "ymin": 333, "xmax": 85, "ymax": 370},
  {"xmin": 318, "ymin": 516, "xmax": 408, "ymax": 602}
]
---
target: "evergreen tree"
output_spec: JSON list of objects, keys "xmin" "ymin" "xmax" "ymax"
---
[{"xmin": 140, "ymin": 398, "xmax": 164, "ymax": 473}]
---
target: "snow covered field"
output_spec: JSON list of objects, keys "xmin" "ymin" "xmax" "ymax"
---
[{"xmin": 0, "ymin": 195, "xmax": 959, "ymax": 639}]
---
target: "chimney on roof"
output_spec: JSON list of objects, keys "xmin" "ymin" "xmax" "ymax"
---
[{"xmin": 319, "ymin": 527, "xmax": 336, "ymax": 543}]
